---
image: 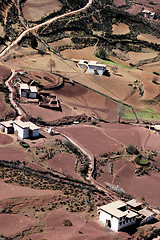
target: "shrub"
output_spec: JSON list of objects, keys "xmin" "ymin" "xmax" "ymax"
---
[
  {"xmin": 126, "ymin": 144, "xmax": 139, "ymax": 155},
  {"xmin": 63, "ymin": 219, "xmax": 72, "ymax": 227}
]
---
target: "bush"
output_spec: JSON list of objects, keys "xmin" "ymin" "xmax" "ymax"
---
[
  {"xmin": 126, "ymin": 144, "xmax": 139, "ymax": 155},
  {"xmin": 63, "ymin": 219, "xmax": 72, "ymax": 227}
]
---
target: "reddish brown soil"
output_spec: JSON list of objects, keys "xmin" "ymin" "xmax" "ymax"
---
[
  {"xmin": 0, "ymin": 147, "xmax": 26, "ymax": 162},
  {"xmin": 21, "ymin": 81, "xmax": 119, "ymax": 122},
  {"xmin": 61, "ymin": 47, "xmax": 97, "ymax": 61},
  {"xmin": 48, "ymin": 153, "xmax": 80, "ymax": 179},
  {"xmin": 57, "ymin": 125, "xmax": 122, "ymax": 155},
  {"xmin": 125, "ymin": 4, "xmax": 142, "ymax": 15},
  {"xmin": 97, "ymin": 158, "xmax": 160, "ymax": 207},
  {"xmin": 49, "ymin": 38, "xmax": 72, "ymax": 48},
  {"xmin": 0, "ymin": 93, "xmax": 16, "ymax": 120},
  {"xmin": 0, "ymin": 65, "xmax": 11, "ymax": 82},
  {"xmin": 23, "ymin": 0, "xmax": 62, "ymax": 21},
  {"xmin": 114, "ymin": 0, "xmax": 126, "ymax": 7},
  {"xmin": 100, "ymin": 122, "xmax": 160, "ymax": 151},
  {"xmin": 0, "ymin": 214, "xmax": 34, "ymax": 237},
  {"xmin": 0, "ymin": 179, "xmax": 56, "ymax": 201},
  {"xmin": 23, "ymin": 71, "xmax": 62, "ymax": 89},
  {"xmin": 27, "ymin": 208, "xmax": 120, "ymax": 240},
  {"xmin": 137, "ymin": 34, "xmax": 160, "ymax": 44},
  {"xmin": 0, "ymin": 133, "xmax": 13, "ymax": 144},
  {"xmin": 112, "ymin": 23, "xmax": 130, "ymax": 35}
]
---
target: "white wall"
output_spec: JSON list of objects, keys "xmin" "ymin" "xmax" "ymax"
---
[
  {"xmin": 87, "ymin": 66, "xmax": 105, "ymax": 75},
  {"xmin": 20, "ymin": 90, "xmax": 28, "ymax": 97},
  {"xmin": 13, "ymin": 123, "xmax": 29, "ymax": 139},
  {"xmin": 31, "ymin": 129, "xmax": 39, "ymax": 138},
  {"xmin": 29, "ymin": 92, "xmax": 37, "ymax": 99},
  {"xmin": 99, "ymin": 211, "xmax": 119, "ymax": 232}
]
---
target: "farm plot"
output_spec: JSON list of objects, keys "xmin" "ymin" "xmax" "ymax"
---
[
  {"xmin": 0, "ymin": 65, "xmax": 11, "ymax": 82},
  {"xmin": 23, "ymin": 0, "xmax": 62, "ymax": 21},
  {"xmin": 0, "ymin": 214, "xmax": 34, "ymax": 237},
  {"xmin": 57, "ymin": 125, "xmax": 122, "ymax": 155},
  {"xmin": 0, "ymin": 133, "xmax": 13, "ymax": 145},
  {"xmin": 0, "ymin": 147, "xmax": 27, "ymax": 162},
  {"xmin": 112, "ymin": 23, "xmax": 130, "ymax": 35},
  {"xmin": 48, "ymin": 153, "xmax": 79, "ymax": 179},
  {"xmin": 137, "ymin": 34, "xmax": 160, "ymax": 44}
]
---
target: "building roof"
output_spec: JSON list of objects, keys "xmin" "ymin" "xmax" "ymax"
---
[
  {"xmin": 99, "ymin": 200, "xmax": 127, "ymax": 218},
  {"xmin": 88, "ymin": 60, "xmax": 98, "ymax": 65},
  {"xmin": 88, "ymin": 61, "xmax": 106, "ymax": 68},
  {"xmin": 20, "ymin": 84, "xmax": 29, "ymax": 90},
  {"xmin": 0, "ymin": 121, "xmax": 13, "ymax": 128},
  {"xmin": 13, "ymin": 120, "xmax": 40, "ymax": 130},
  {"xmin": 126, "ymin": 199, "xmax": 142, "ymax": 208},
  {"xmin": 99, "ymin": 200, "xmax": 138, "ymax": 219},
  {"xmin": 138, "ymin": 208, "xmax": 155, "ymax": 218},
  {"xmin": 78, "ymin": 60, "xmax": 88, "ymax": 65},
  {"xmin": 142, "ymin": 10, "xmax": 151, "ymax": 13},
  {"xmin": 29, "ymin": 86, "xmax": 38, "ymax": 93},
  {"xmin": 154, "ymin": 125, "xmax": 160, "ymax": 131}
]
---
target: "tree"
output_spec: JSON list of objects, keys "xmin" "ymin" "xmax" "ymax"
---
[
  {"xmin": 95, "ymin": 47, "xmax": 108, "ymax": 60},
  {"xmin": 48, "ymin": 58, "xmax": 55, "ymax": 73},
  {"xmin": 38, "ymin": 42, "xmax": 46, "ymax": 56},
  {"xmin": 118, "ymin": 103, "xmax": 123, "ymax": 123}
]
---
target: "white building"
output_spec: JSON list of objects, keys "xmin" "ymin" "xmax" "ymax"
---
[
  {"xmin": 29, "ymin": 86, "xmax": 38, "ymax": 99},
  {"xmin": 98, "ymin": 200, "xmax": 137, "ymax": 232},
  {"xmin": 78, "ymin": 60, "xmax": 106, "ymax": 75},
  {"xmin": 0, "ymin": 120, "xmax": 40, "ymax": 139},
  {"xmin": 20, "ymin": 84, "xmax": 29, "ymax": 97},
  {"xmin": 139, "ymin": 208, "xmax": 155, "ymax": 225},
  {"xmin": 19, "ymin": 84, "xmax": 38, "ymax": 99},
  {"xmin": 13, "ymin": 120, "xmax": 40, "ymax": 139},
  {"xmin": 0, "ymin": 121, "xmax": 14, "ymax": 134},
  {"xmin": 87, "ymin": 61, "xmax": 106, "ymax": 75}
]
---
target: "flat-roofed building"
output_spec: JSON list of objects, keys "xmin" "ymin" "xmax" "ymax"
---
[
  {"xmin": 20, "ymin": 84, "xmax": 29, "ymax": 97},
  {"xmin": 139, "ymin": 208, "xmax": 155, "ymax": 225},
  {"xmin": 126, "ymin": 199, "xmax": 143, "ymax": 211},
  {"xmin": 13, "ymin": 120, "xmax": 40, "ymax": 139},
  {"xmin": 29, "ymin": 86, "xmax": 38, "ymax": 99},
  {"xmin": 87, "ymin": 61, "xmax": 106, "ymax": 75},
  {"xmin": 78, "ymin": 59, "xmax": 106, "ymax": 75},
  {"xmin": 0, "ymin": 121, "xmax": 14, "ymax": 134},
  {"xmin": 98, "ymin": 200, "xmax": 137, "ymax": 232}
]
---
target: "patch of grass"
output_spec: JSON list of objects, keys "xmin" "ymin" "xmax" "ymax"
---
[
  {"xmin": 96, "ymin": 57, "xmax": 132, "ymax": 69},
  {"xmin": 122, "ymin": 105, "xmax": 136, "ymax": 120},
  {"xmin": 135, "ymin": 108, "xmax": 160, "ymax": 121}
]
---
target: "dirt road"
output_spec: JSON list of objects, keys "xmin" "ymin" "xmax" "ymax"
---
[{"xmin": 0, "ymin": 0, "xmax": 93, "ymax": 59}]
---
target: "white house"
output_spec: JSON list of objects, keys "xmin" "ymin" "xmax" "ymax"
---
[
  {"xmin": 19, "ymin": 84, "xmax": 38, "ymax": 99},
  {"xmin": 20, "ymin": 84, "xmax": 29, "ymax": 97},
  {"xmin": 29, "ymin": 86, "xmax": 37, "ymax": 99},
  {"xmin": 0, "ymin": 121, "xmax": 13, "ymax": 134},
  {"xmin": 139, "ymin": 208, "xmax": 155, "ymax": 225},
  {"xmin": 13, "ymin": 120, "xmax": 40, "ymax": 139},
  {"xmin": 77, "ymin": 59, "xmax": 88, "ymax": 69},
  {"xmin": 78, "ymin": 60, "xmax": 106, "ymax": 75},
  {"xmin": 87, "ymin": 61, "xmax": 106, "ymax": 75},
  {"xmin": 142, "ymin": 10, "xmax": 156, "ymax": 19},
  {"xmin": 98, "ymin": 200, "xmax": 137, "ymax": 232}
]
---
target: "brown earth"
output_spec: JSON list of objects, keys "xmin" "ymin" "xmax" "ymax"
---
[
  {"xmin": 127, "ymin": 52, "xmax": 158, "ymax": 65},
  {"xmin": 0, "ymin": 147, "xmax": 27, "ymax": 162},
  {"xmin": 0, "ymin": 133, "xmax": 13, "ymax": 145},
  {"xmin": 0, "ymin": 64, "xmax": 11, "ymax": 82},
  {"xmin": 97, "ymin": 158, "xmax": 160, "ymax": 207},
  {"xmin": 57, "ymin": 125, "xmax": 122, "ymax": 155},
  {"xmin": 23, "ymin": 0, "xmax": 62, "ymax": 21},
  {"xmin": 48, "ymin": 153, "xmax": 80, "ymax": 179},
  {"xmin": 49, "ymin": 38, "xmax": 72, "ymax": 48},
  {"xmin": 137, "ymin": 34, "xmax": 160, "ymax": 44},
  {"xmin": 61, "ymin": 46, "xmax": 97, "ymax": 61},
  {"xmin": 0, "ymin": 93, "xmax": 16, "ymax": 120},
  {"xmin": 113, "ymin": 0, "xmax": 126, "ymax": 7},
  {"xmin": 27, "ymin": 208, "xmax": 121, "ymax": 240},
  {"xmin": 0, "ymin": 214, "xmax": 34, "ymax": 237},
  {"xmin": 0, "ymin": 179, "xmax": 57, "ymax": 201},
  {"xmin": 112, "ymin": 23, "xmax": 130, "ymax": 35}
]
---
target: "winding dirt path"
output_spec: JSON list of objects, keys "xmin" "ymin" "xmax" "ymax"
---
[
  {"xmin": 0, "ymin": 0, "xmax": 93, "ymax": 59},
  {"xmin": 55, "ymin": 128, "xmax": 118, "ymax": 200},
  {"xmin": 5, "ymin": 70, "xmax": 25, "ymax": 120}
]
